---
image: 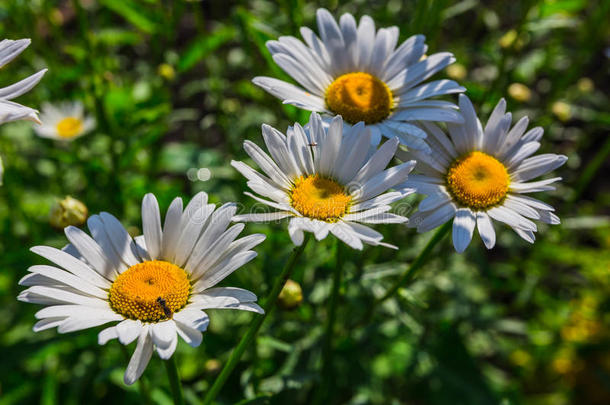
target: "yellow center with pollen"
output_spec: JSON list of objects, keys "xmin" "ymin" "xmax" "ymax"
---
[
  {"xmin": 56, "ymin": 117, "xmax": 83, "ymax": 139},
  {"xmin": 446, "ymin": 151, "xmax": 510, "ymax": 210},
  {"xmin": 290, "ymin": 175, "xmax": 352, "ymax": 222},
  {"xmin": 108, "ymin": 260, "xmax": 190, "ymax": 322},
  {"xmin": 325, "ymin": 72, "xmax": 393, "ymax": 125}
]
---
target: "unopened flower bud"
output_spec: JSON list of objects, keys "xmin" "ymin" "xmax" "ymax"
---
[
  {"xmin": 446, "ymin": 63, "xmax": 467, "ymax": 81},
  {"xmin": 49, "ymin": 196, "xmax": 88, "ymax": 229},
  {"xmin": 205, "ymin": 359, "xmax": 221, "ymax": 374},
  {"xmin": 499, "ymin": 30, "xmax": 518, "ymax": 48},
  {"xmin": 278, "ymin": 279, "xmax": 303, "ymax": 310},
  {"xmin": 508, "ymin": 83, "xmax": 532, "ymax": 102},
  {"xmin": 552, "ymin": 101, "xmax": 571, "ymax": 122},
  {"xmin": 158, "ymin": 63, "xmax": 176, "ymax": 81}
]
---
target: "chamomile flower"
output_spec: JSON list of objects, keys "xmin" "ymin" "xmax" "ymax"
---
[
  {"xmin": 252, "ymin": 8, "xmax": 465, "ymax": 151},
  {"xmin": 34, "ymin": 101, "xmax": 95, "ymax": 141},
  {"xmin": 19, "ymin": 192, "xmax": 265, "ymax": 385},
  {"xmin": 403, "ymin": 95, "xmax": 567, "ymax": 252},
  {"xmin": 231, "ymin": 112, "xmax": 415, "ymax": 250},
  {"xmin": 0, "ymin": 39, "xmax": 46, "ymax": 125}
]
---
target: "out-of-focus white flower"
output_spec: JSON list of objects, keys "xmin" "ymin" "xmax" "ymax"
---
[{"xmin": 34, "ymin": 101, "xmax": 95, "ymax": 140}]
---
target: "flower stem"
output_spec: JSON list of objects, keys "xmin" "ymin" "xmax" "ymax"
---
[
  {"xmin": 314, "ymin": 239, "xmax": 344, "ymax": 404},
  {"xmin": 202, "ymin": 235, "xmax": 311, "ymax": 405},
  {"xmin": 164, "ymin": 357, "xmax": 184, "ymax": 405},
  {"xmin": 377, "ymin": 221, "xmax": 451, "ymax": 304},
  {"xmin": 355, "ymin": 222, "xmax": 452, "ymax": 328}
]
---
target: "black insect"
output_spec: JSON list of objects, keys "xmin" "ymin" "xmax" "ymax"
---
[
  {"xmin": 308, "ymin": 142, "xmax": 318, "ymax": 146},
  {"xmin": 157, "ymin": 297, "xmax": 173, "ymax": 319}
]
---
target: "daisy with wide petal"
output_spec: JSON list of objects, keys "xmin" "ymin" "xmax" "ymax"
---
[
  {"xmin": 252, "ymin": 8, "xmax": 465, "ymax": 151},
  {"xmin": 34, "ymin": 101, "xmax": 95, "ymax": 141},
  {"xmin": 402, "ymin": 94, "xmax": 567, "ymax": 252},
  {"xmin": 0, "ymin": 39, "xmax": 46, "ymax": 125},
  {"xmin": 19, "ymin": 192, "xmax": 265, "ymax": 385},
  {"xmin": 232, "ymin": 112, "xmax": 415, "ymax": 250}
]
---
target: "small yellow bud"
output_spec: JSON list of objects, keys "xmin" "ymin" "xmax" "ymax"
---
[
  {"xmin": 552, "ymin": 101, "xmax": 571, "ymax": 122},
  {"xmin": 204, "ymin": 359, "xmax": 221, "ymax": 374},
  {"xmin": 509, "ymin": 349, "xmax": 532, "ymax": 367},
  {"xmin": 499, "ymin": 30, "xmax": 518, "ymax": 48},
  {"xmin": 508, "ymin": 83, "xmax": 532, "ymax": 102},
  {"xmin": 419, "ymin": 54, "xmax": 428, "ymax": 61},
  {"xmin": 446, "ymin": 63, "xmax": 467, "ymax": 81},
  {"xmin": 49, "ymin": 8, "xmax": 64, "ymax": 26},
  {"xmin": 49, "ymin": 196, "xmax": 88, "ymax": 229},
  {"xmin": 278, "ymin": 279, "xmax": 303, "ymax": 310},
  {"xmin": 158, "ymin": 63, "xmax": 176, "ymax": 81},
  {"xmin": 577, "ymin": 77, "xmax": 593, "ymax": 93}
]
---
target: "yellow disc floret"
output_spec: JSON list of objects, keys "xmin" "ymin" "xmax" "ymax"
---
[
  {"xmin": 290, "ymin": 174, "xmax": 352, "ymax": 222},
  {"xmin": 446, "ymin": 151, "xmax": 510, "ymax": 210},
  {"xmin": 56, "ymin": 117, "xmax": 83, "ymax": 139},
  {"xmin": 325, "ymin": 72, "xmax": 393, "ymax": 125},
  {"xmin": 109, "ymin": 260, "xmax": 190, "ymax": 322}
]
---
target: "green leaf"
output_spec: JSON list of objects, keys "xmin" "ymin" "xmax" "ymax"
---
[
  {"xmin": 178, "ymin": 26, "xmax": 237, "ymax": 73},
  {"xmin": 99, "ymin": 0, "xmax": 158, "ymax": 34}
]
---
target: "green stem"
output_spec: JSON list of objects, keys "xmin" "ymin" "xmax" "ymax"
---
[
  {"xmin": 202, "ymin": 235, "xmax": 311, "ymax": 405},
  {"xmin": 314, "ymin": 240, "xmax": 344, "ymax": 404},
  {"xmin": 164, "ymin": 356, "xmax": 184, "ymax": 405},
  {"xmin": 570, "ymin": 136, "xmax": 610, "ymax": 204},
  {"xmin": 377, "ymin": 221, "xmax": 451, "ymax": 304}
]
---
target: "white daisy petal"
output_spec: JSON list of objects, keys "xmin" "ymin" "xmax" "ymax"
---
[
  {"xmin": 142, "ymin": 193, "xmax": 163, "ymax": 260},
  {"xmin": 124, "ymin": 325, "xmax": 153, "ymax": 385},
  {"xmin": 0, "ymin": 39, "xmax": 45, "ymax": 125},
  {"xmin": 98, "ymin": 326, "xmax": 119, "ymax": 345},
  {"xmin": 476, "ymin": 212, "xmax": 496, "ymax": 249},
  {"xmin": 160, "ymin": 197, "xmax": 184, "ymax": 260},
  {"xmin": 64, "ymin": 226, "xmax": 118, "ymax": 280},
  {"xmin": 452, "ymin": 208, "xmax": 476, "ymax": 253},
  {"xmin": 174, "ymin": 320, "xmax": 203, "ymax": 347},
  {"xmin": 116, "ymin": 319, "xmax": 143, "ymax": 345}
]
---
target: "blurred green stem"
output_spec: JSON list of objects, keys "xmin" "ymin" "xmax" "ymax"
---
[
  {"xmin": 570, "ymin": 136, "xmax": 610, "ymax": 204},
  {"xmin": 202, "ymin": 235, "xmax": 311, "ymax": 405},
  {"xmin": 355, "ymin": 221, "xmax": 451, "ymax": 328},
  {"xmin": 164, "ymin": 357, "xmax": 184, "ymax": 405},
  {"xmin": 314, "ymin": 239, "xmax": 344, "ymax": 404},
  {"xmin": 377, "ymin": 221, "xmax": 451, "ymax": 304}
]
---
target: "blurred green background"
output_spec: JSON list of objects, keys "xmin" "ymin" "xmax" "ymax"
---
[{"xmin": 1, "ymin": 0, "xmax": 609, "ymax": 404}]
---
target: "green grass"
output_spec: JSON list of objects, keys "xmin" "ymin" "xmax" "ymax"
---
[{"xmin": 1, "ymin": 0, "xmax": 609, "ymax": 404}]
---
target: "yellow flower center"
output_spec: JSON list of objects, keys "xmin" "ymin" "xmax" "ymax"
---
[
  {"xmin": 290, "ymin": 174, "xmax": 351, "ymax": 222},
  {"xmin": 108, "ymin": 261, "xmax": 190, "ymax": 322},
  {"xmin": 446, "ymin": 151, "xmax": 510, "ymax": 210},
  {"xmin": 56, "ymin": 117, "xmax": 83, "ymax": 138},
  {"xmin": 325, "ymin": 72, "xmax": 393, "ymax": 125}
]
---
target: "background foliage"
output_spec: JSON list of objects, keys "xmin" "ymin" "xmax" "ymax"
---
[{"xmin": 1, "ymin": 0, "xmax": 609, "ymax": 404}]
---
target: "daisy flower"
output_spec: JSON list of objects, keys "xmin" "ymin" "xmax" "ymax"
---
[
  {"xmin": 231, "ymin": 112, "xmax": 416, "ymax": 250},
  {"xmin": 34, "ymin": 101, "xmax": 95, "ymax": 141},
  {"xmin": 252, "ymin": 8, "xmax": 465, "ymax": 151},
  {"xmin": 402, "ymin": 94, "xmax": 567, "ymax": 252},
  {"xmin": 19, "ymin": 192, "xmax": 265, "ymax": 385},
  {"xmin": 0, "ymin": 39, "xmax": 47, "ymax": 125}
]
